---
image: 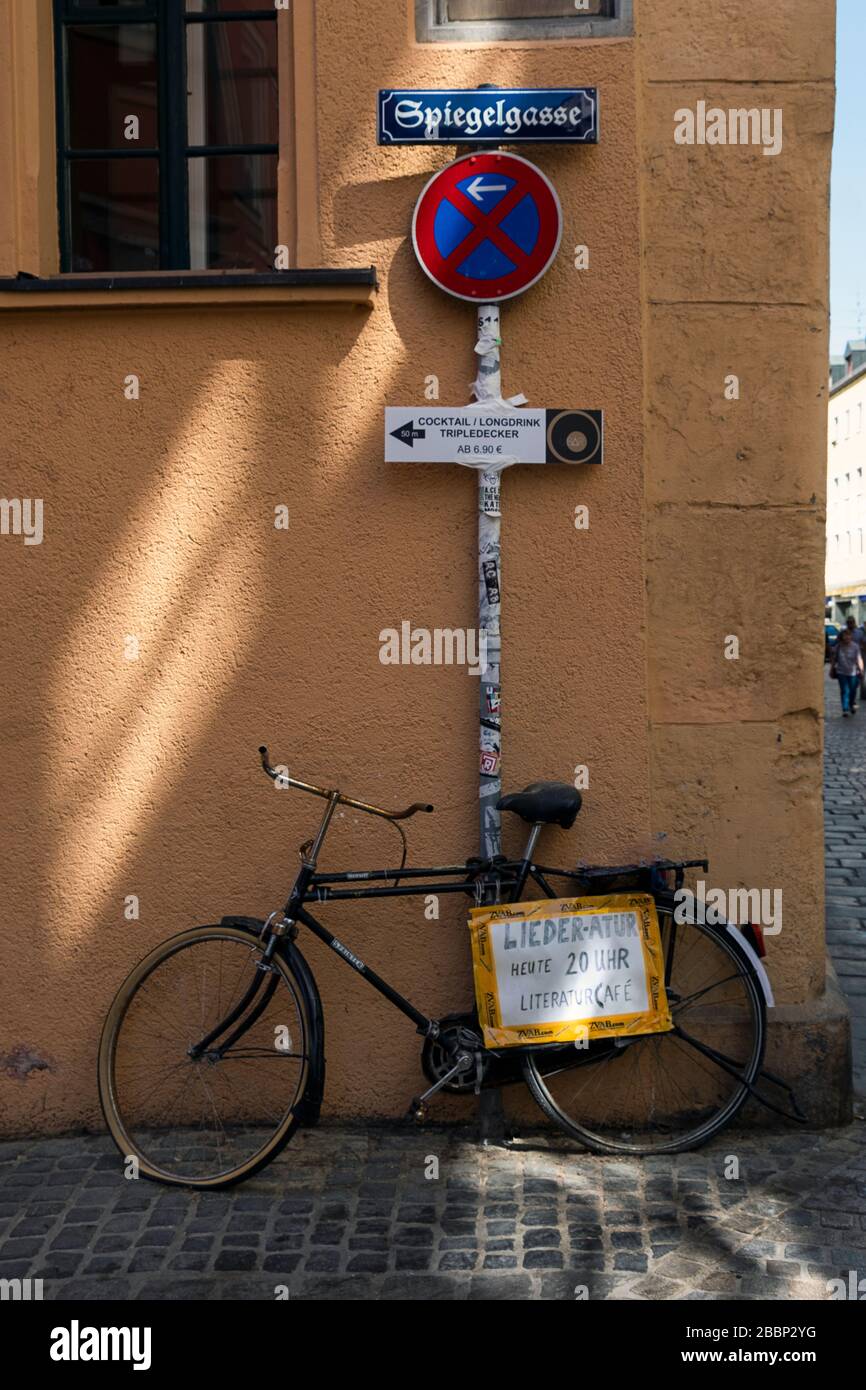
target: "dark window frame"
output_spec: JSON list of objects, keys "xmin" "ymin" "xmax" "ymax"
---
[
  {"xmin": 415, "ymin": 0, "xmax": 633, "ymax": 42},
  {"xmin": 52, "ymin": 0, "xmax": 279, "ymax": 273}
]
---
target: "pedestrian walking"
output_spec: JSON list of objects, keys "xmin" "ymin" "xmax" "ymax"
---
[
  {"xmin": 830, "ymin": 627, "xmax": 864, "ymax": 717},
  {"xmin": 846, "ymin": 615, "xmax": 866, "ymax": 704}
]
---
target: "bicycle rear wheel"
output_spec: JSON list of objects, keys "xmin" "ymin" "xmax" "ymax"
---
[
  {"xmin": 98, "ymin": 925, "xmax": 312, "ymax": 1188},
  {"xmin": 521, "ymin": 902, "xmax": 766, "ymax": 1154}
]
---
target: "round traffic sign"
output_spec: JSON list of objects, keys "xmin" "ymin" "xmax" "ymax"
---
[{"xmin": 412, "ymin": 151, "xmax": 562, "ymax": 303}]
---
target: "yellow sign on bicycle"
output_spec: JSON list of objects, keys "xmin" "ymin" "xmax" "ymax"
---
[{"xmin": 468, "ymin": 893, "xmax": 673, "ymax": 1049}]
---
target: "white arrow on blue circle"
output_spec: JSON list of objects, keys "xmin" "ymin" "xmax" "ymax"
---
[{"xmin": 466, "ymin": 177, "xmax": 509, "ymax": 202}]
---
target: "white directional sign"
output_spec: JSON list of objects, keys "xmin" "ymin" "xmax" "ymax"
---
[{"xmin": 385, "ymin": 407, "xmax": 603, "ymax": 466}]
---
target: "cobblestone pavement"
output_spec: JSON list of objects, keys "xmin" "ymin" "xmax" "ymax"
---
[
  {"xmin": 1, "ymin": 1123, "xmax": 865, "ymax": 1301},
  {"xmin": 824, "ymin": 674, "xmax": 866, "ymax": 1096},
  {"xmin": 1, "ymin": 683, "xmax": 864, "ymax": 1302}
]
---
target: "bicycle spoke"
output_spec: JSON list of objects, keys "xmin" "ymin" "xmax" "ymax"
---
[
  {"xmin": 524, "ymin": 913, "xmax": 764, "ymax": 1153},
  {"xmin": 672, "ymin": 971, "xmax": 744, "ymax": 1012},
  {"xmin": 218, "ymin": 1050, "xmax": 308, "ymax": 1061},
  {"xmin": 672, "ymin": 1026, "xmax": 750, "ymax": 1081},
  {"xmin": 104, "ymin": 929, "xmax": 310, "ymax": 1183}
]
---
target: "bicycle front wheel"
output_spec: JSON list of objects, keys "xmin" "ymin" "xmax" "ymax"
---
[
  {"xmin": 521, "ymin": 904, "xmax": 766, "ymax": 1154},
  {"xmin": 98, "ymin": 925, "xmax": 313, "ymax": 1188}
]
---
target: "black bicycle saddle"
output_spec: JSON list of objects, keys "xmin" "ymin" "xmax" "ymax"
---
[{"xmin": 497, "ymin": 781, "xmax": 582, "ymax": 830}]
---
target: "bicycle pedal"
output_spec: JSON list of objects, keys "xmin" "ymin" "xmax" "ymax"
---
[{"xmin": 407, "ymin": 1098, "xmax": 428, "ymax": 1124}]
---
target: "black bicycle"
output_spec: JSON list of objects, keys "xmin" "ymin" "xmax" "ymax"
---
[{"xmin": 98, "ymin": 747, "xmax": 776, "ymax": 1189}]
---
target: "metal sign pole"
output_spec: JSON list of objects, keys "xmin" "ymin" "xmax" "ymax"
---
[
  {"xmin": 474, "ymin": 303, "xmax": 509, "ymax": 1147},
  {"xmin": 476, "ymin": 303, "xmax": 503, "ymax": 861},
  {"xmin": 385, "ymin": 129, "xmax": 601, "ymax": 1144}
]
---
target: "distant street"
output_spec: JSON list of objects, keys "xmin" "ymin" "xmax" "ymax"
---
[{"xmin": 824, "ymin": 673, "xmax": 866, "ymax": 1095}]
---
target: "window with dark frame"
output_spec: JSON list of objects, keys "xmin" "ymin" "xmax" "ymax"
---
[
  {"xmin": 447, "ymin": 1, "xmax": 612, "ymax": 17},
  {"xmin": 418, "ymin": 0, "xmax": 630, "ymax": 41},
  {"xmin": 53, "ymin": 0, "xmax": 279, "ymax": 274}
]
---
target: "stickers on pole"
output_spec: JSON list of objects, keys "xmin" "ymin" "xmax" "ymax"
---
[
  {"xmin": 385, "ymin": 407, "xmax": 603, "ymax": 466},
  {"xmin": 412, "ymin": 151, "xmax": 562, "ymax": 303},
  {"xmin": 468, "ymin": 894, "xmax": 673, "ymax": 1049}
]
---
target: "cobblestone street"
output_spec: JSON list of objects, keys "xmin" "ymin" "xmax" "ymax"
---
[
  {"xmin": 824, "ymin": 676, "xmax": 866, "ymax": 1096},
  {"xmin": 1, "ymin": 679, "xmax": 864, "ymax": 1302}
]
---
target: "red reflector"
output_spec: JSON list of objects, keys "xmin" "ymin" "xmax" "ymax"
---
[{"xmin": 744, "ymin": 923, "xmax": 767, "ymax": 958}]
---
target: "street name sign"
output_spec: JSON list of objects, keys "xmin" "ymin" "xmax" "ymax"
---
[
  {"xmin": 412, "ymin": 151, "xmax": 562, "ymax": 302},
  {"xmin": 378, "ymin": 88, "xmax": 599, "ymax": 146},
  {"xmin": 385, "ymin": 408, "xmax": 603, "ymax": 466}
]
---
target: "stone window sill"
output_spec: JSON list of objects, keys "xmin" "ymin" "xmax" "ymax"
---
[{"xmin": 0, "ymin": 269, "xmax": 378, "ymax": 312}]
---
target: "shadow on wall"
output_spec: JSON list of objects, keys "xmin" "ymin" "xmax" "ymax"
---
[{"xmin": 3, "ymin": 302, "xmax": 449, "ymax": 1134}]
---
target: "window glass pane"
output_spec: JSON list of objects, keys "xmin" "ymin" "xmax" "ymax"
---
[
  {"xmin": 446, "ymin": 1, "xmax": 609, "ymax": 17},
  {"xmin": 187, "ymin": 19, "xmax": 278, "ymax": 147},
  {"xmin": 66, "ymin": 24, "xmax": 158, "ymax": 150},
  {"xmin": 188, "ymin": 153, "xmax": 277, "ymax": 269},
  {"xmin": 68, "ymin": 157, "xmax": 159, "ymax": 271}
]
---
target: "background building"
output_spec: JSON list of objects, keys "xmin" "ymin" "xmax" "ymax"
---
[
  {"xmin": 827, "ymin": 339, "xmax": 866, "ymax": 623},
  {"xmin": 0, "ymin": 0, "xmax": 846, "ymax": 1134}
]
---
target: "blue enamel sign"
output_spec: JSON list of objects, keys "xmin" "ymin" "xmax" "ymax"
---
[{"xmin": 378, "ymin": 88, "xmax": 598, "ymax": 146}]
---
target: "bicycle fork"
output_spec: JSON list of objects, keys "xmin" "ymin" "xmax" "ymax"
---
[{"xmin": 187, "ymin": 927, "xmax": 282, "ymax": 1061}]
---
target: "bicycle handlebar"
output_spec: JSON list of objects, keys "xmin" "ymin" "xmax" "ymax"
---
[{"xmin": 258, "ymin": 746, "xmax": 434, "ymax": 823}]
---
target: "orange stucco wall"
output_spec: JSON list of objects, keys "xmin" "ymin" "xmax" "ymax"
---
[{"xmin": 0, "ymin": 0, "xmax": 835, "ymax": 1132}]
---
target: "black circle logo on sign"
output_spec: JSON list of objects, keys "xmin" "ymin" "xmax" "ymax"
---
[{"xmin": 546, "ymin": 410, "xmax": 602, "ymax": 465}]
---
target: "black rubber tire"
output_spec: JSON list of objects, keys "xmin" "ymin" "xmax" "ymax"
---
[
  {"xmin": 98, "ymin": 925, "xmax": 314, "ymax": 1189},
  {"xmin": 521, "ymin": 904, "xmax": 767, "ymax": 1155}
]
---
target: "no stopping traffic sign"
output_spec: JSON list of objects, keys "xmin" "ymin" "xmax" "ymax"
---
[{"xmin": 412, "ymin": 151, "xmax": 562, "ymax": 303}]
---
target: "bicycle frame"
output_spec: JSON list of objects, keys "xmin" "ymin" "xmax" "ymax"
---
[
  {"xmin": 189, "ymin": 753, "xmax": 708, "ymax": 1062},
  {"xmin": 283, "ymin": 820, "xmax": 543, "ymax": 1039},
  {"xmin": 257, "ymin": 787, "xmax": 709, "ymax": 1047},
  {"xmin": 105, "ymin": 761, "xmax": 800, "ymax": 1191}
]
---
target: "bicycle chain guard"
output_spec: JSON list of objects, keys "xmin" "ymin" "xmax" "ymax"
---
[{"xmin": 421, "ymin": 1014, "xmax": 490, "ymax": 1095}]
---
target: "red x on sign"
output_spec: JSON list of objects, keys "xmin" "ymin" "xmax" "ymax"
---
[{"xmin": 412, "ymin": 151, "xmax": 562, "ymax": 303}]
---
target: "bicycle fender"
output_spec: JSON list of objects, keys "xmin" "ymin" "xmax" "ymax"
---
[
  {"xmin": 281, "ymin": 936, "xmax": 326, "ymax": 1125},
  {"xmin": 725, "ymin": 923, "xmax": 774, "ymax": 1009},
  {"xmin": 219, "ymin": 916, "xmax": 326, "ymax": 1126},
  {"xmin": 661, "ymin": 892, "xmax": 774, "ymax": 1009}
]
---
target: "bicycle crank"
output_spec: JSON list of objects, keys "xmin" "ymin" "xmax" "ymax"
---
[
  {"xmin": 421, "ymin": 1014, "xmax": 490, "ymax": 1095},
  {"xmin": 407, "ymin": 1051, "xmax": 475, "ymax": 1123}
]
